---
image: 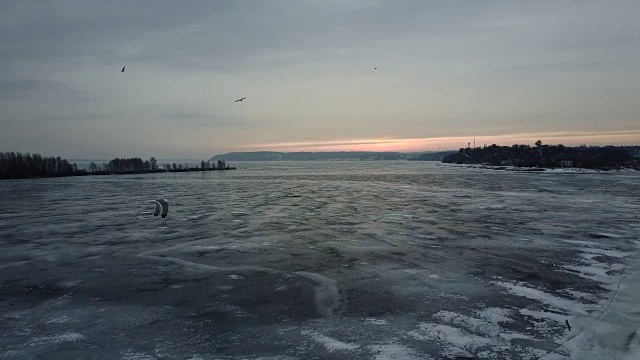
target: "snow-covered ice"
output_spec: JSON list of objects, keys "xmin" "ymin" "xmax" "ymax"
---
[{"xmin": 0, "ymin": 161, "xmax": 638, "ymax": 359}]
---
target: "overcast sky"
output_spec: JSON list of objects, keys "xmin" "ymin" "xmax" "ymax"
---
[{"xmin": 1, "ymin": 1, "xmax": 639, "ymax": 158}]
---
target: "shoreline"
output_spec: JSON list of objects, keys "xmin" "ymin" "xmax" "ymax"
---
[
  {"xmin": 0, "ymin": 167, "xmax": 237, "ymax": 181},
  {"xmin": 438, "ymin": 163, "xmax": 639, "ymax": 173}
]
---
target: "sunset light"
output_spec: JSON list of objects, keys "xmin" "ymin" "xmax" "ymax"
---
[{"xmin": 237, "ymin": 130, "xmax": 640, "ymax": 153}]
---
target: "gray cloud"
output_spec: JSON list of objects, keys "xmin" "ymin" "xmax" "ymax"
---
[
  {"xmin": 157, "ymin": 110, "xmax": 255, "ymax": 128},
  {"xmin": 0, "ymin": 76, "xmax": 94, "ymax": 102},
  {"xmin": 1, "ymin": 1, "xmax": 639, "ymax": 157},
  {"xmin": 0, "ymin": 1, "xmax": 501, "ymax": 71}
]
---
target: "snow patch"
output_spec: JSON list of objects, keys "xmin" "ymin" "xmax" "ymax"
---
[
  {"xmin": 494, "ymin": 281, "xmax": 587, "ymax": 314},
  {"xmin": 364, "ymin": 318, "xmax": 388, "ymax": 325},
  {"xmin": 29, "ymin": 332, "xmax": 85, "ymax": 345},
  {"xmin": 120, "ymin": 350, "xmax": 155, "ymax": 360},
  {"xmin": 408, "ymin": 322, "xmax": 490, "ymax": 358},
  {"xmin": 300, "ymin": 330, "xmax": 359, "ymax": 352},
  {"xmin": 46, "ymin": 316, "xmax": 74, "ymax": 324}
]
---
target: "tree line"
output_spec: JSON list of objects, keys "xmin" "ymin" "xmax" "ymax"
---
[
  {"xmin": 0, "ymin": 152, "xmax": 76, "ymax": 179},
  {"xmin": 442, "ymin": 142, "xmax": 638, "ymax": 169},
  {"xmin": 1, "ymin": 152, "xmax": 233, "ymax": 180},
  {"xmin": 88, "ymin": 157, "xmax": 159, "ymax": 174},
  {"xmin": 87, "ymin": 158, "xmax": 227, "ymax": 174}
]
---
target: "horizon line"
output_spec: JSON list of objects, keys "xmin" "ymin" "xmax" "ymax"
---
[{"xmin": 230, "ymin": 130, "xmax": 640, "ymax": 153}]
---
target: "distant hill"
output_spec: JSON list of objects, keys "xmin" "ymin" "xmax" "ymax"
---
[
  {"xmin": 406, "ymin": 151, "xmax": 457, "ymax": 161},
  {"xmin": 210, "ymin": 151, "xmax": 458, "ymax": 161},
  {"xmin": 209, "ymin": 151, "xmax": 418, "ymax": 161}
]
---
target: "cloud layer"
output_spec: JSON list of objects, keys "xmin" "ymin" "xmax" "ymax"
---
[{"xmin": 1, "ymin": 1, "xmax": 639, "ymax": 158}]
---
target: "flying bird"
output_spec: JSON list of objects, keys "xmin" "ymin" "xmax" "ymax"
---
[
  {"xmin": 152, "ymin": 199, "xmax": 170, "ymax": 219},
  {"xmin": 234, "ymin": 97, "xmax": 246, "ymax": 102},
  {"xmin": 121, "ymin": 66, "xmax": 126, "ymax": 73}
]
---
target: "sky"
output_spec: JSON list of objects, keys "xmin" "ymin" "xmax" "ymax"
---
[{"xmin": 1, "ymin": 1, "xmax": 639, "ymax": 159}]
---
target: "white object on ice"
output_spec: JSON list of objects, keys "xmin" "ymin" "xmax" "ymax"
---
[{"xmin": 152, "ymin": 199, "xmax": 170, "ymax": 219}]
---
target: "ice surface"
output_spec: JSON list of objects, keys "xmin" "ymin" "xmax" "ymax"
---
[
  {"xmin": 0, "ymin": 161, "xmax": 639, "ymax": 359},
  {"xmin": 368, "ymin": 343, "xmax": 428, "ymax": 360}
]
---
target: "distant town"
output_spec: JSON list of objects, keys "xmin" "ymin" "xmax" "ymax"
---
[{"xmin": 0, "ymin": 153, "xmax": 235, "ymax": 180}]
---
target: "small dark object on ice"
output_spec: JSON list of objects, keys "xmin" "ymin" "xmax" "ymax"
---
[{"xmin": 565, "ymin": 320, "xmax": 571, "ymax": 331}]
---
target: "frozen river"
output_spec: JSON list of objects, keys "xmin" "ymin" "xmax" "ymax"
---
[{"xmin": 1, "ymin": 161, "xmax": 639, "ymax": 359}]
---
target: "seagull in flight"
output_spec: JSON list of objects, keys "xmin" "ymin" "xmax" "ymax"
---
[
  {"xmin": 234, "ymin": 97, "xmax": 246, "ymax": 102},
  {"xmin": 121, "ymin": 66, "xmax": 126, "ymax": 73},
  {"xmin": 152, "ymin": 199, "xmax": 170, "ymax": 219}
]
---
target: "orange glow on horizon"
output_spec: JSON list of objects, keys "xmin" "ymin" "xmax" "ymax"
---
[{"xmin": 233, "ymin": 130, "xmax": 640, "ymax": 153}]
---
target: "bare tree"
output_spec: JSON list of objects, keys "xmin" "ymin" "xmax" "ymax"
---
[{"xmin": 149, "ymin": 157, "xmax": 158, "ymax": 171}]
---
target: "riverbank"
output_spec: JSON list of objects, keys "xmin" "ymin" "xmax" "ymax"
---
[
  {"xmin": 84, "ymin": 166, "xmax": 237, "ymax": 176},
  {"xmin": 439, "ymin": 163, "xmax": 639, "ymax": 173},
  {"xmin": 1, "ymin": 166, "xmax": 237, "ymax": 180},
  {"xmin": 441, "ymin": 143, "xmax": 639, "ymax": 170},
  {"xmin": 0, "ymin": 152, "xmax": 236, "ymax": 180}
]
